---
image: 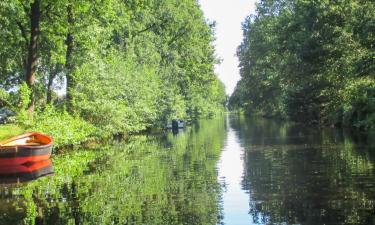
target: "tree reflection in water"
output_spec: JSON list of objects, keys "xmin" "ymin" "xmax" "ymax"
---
[
  {"xmin": 230, "ymin": 115, "xmax": 375, "ymax": 225},
  {"xmin": 0, "ymin": 118, "xmax": 226, "ymax": 225},
  {"xmin": 0, "ymin": 116, "xmax": 374, "ymax": 225}
]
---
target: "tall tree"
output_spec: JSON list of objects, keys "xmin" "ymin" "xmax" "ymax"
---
[
  {"xmin": 25, "ymin": 0, "xmax": 41, "ymax": 112},
  {"xmin": 65, "ymin": 3, "xmax": 74, "ymax": 108}
]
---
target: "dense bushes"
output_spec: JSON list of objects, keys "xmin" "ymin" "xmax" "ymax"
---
[
  {"xmin": 341, "ymin": 78, "xmax": 375, "ymax": 129},
  {"xmin": 72, "ymin": 55, "xmax": 162, "ymax": 135},
  {"xmin": 229, "ymin": 0, "xmax": 375, "ymax": 129},
  {"xmin": 30, "ymin": 107, "xmax": 96, "ymax": 148}
]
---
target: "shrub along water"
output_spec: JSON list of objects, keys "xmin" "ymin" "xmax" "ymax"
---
[{"xmin": 0, "ymin": 0, "xmax": 226, "ymax": 147}]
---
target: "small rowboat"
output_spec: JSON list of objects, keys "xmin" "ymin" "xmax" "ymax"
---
[
  {"xmin": 0, "ymin": 159, "xmax": 53, "ymax": 184},
  {"xmin": 0, "ymin": 133, "xmax": 53, "ymax": 165}
]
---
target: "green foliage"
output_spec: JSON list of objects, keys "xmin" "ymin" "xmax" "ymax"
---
[
  {"xmin": 230, "ymin": 0, "xmax": 375, "ymax": 129},
  {"xmin": 0, "ymin": 124, "xmax": 25, "ymax": 141},
  {"xmin": 17, "ymin": 82, "xmax": 32, "ymax": 125},
  {"xmin": 0, "ymin": 0, "xmax": 226, "ymax": 145},
  {"xmin": 0, "ymin": 89, "xmax": 10, "ymax": 108},
  {"xmin": 30, "ymin": 106, "xmax": 96, "ymax": 148},
  {"xmin": 72, "ymin": 54, "xmax": 161, "ymax": 135},
  {"xmin": 18, "ymin": 82, "xmax": 31, "ymax": 108},
  {"xmin": 341, "ymin": 78, "xmax": 375, "ymax": 129}
]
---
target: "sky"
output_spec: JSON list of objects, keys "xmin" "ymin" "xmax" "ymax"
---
[{"xmin": 198, "ymin": 0, "xmax": 257, "ymax": 95}]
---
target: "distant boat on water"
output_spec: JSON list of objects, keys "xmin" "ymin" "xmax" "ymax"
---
[
  {"xmin": 166, "ymin": 119, "xmax": 185, "ymax": 129},
  {"xmin": 0, "ymin": 133, "xmax": 53, "ymax": 166}
]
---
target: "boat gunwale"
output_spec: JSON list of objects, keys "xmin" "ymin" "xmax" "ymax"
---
[{"xmin": 0, "ymin": 132, "xmax": 53, "ymax": 150}]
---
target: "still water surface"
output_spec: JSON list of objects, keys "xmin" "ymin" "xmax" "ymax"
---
[{"xmin": 0, "ymin": 115, "xmax": 374, "ymax": 225}]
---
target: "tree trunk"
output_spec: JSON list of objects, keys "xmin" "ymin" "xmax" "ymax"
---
[
  {"xmin": 65, "ymin": 4, "xmax": 75, "ymax": 109},
  {"xmin": 25, "ymin": 0, "xmax": 41, "ymax": 113},
  {"xmin": 47, "ymin": 64, "xmax": 59, "ymax": 104}
]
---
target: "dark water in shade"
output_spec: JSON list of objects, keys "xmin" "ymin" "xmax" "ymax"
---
[{"xmin": 0, "ymin": 115, "xmax": 374, "ymax": 225}]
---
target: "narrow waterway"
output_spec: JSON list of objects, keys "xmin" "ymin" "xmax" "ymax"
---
[
  {"xmin": 0, "ymin": 116, "xmax": 374, "ymax": 225},
  {"xmin": 218, "ymin": 118, "xmax": 260, "ymax": 224}
]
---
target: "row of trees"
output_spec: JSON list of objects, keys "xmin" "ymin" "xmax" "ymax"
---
[
  {"xmin": 0, "ymin": 0, "xmax": 226, "ymax": 144},
  {"xmin": 229, "ymin": 0, "xmax": 374, "ymax": 129}
]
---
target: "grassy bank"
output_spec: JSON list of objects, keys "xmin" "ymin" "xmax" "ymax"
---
[{"xmin": 0, "ymin": 124, "xmax": 25, "ymax": 142}]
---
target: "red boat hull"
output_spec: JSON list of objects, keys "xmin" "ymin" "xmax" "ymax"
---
[
  {"xmin": 0, "ymin": 154, "xmax": 51, "ymax": 166},
  {"xmin": 0, "ymin": 133, "xmax": 53, "ymax": 165}
]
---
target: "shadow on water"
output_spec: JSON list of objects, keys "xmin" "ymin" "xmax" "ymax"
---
[{"xmin": 229, "ymin": 115, "xmax": 375, "ymax": 225}]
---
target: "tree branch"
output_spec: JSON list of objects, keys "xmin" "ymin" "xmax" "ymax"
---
[
  {"xmin": 16, "ymin": 21, "xmax": 29, "ymax": 44},
  {"xmin": 132, "ymin": 17, "xmax": 170, "ymax": 38},
  {"xmin": 20, "ymin": 2, "xmax": 29, "ymax": 16},
  {"xmin": 40, "ymin": 2, "xmax": 52, "ymax": 15},
  {"xmin": 168, "ymin": 27, "xmax": 189, "ymax": 46},
  {"xmin": 133, "ymin": 23, "xmax": 158, "ymax": 37}
]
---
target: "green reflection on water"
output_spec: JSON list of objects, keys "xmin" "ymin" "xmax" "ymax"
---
[
  {"xmin": 0, "ymin": 118, "xmax": 227, "ymax": 225},
  {"xmin": 231, "ymin": 115, "xmax": 375, "ymax": 225}
]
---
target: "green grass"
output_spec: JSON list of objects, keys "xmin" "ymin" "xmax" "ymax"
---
[{"xmin": 0, "ymin": 124, "xmax": 25, "ymax": 142}]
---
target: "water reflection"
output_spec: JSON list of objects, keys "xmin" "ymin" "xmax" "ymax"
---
[
  {"xmin": 0, "ymin": 118, "xmax": 226, "ymax": 224},
  {"xmin": 0, "ymin": 160, "xmax": 53, "ymax": 184},
  {"xmin": 218, "ymin": 117, "xmax": 264, "ymax": 225},
  {"xmin": 230, "ymin": 115, "xmax": 375, "ymax": 225},
  {"xmin": 0, "ymin": 116, "xmax": 373, "ymax": 225}
]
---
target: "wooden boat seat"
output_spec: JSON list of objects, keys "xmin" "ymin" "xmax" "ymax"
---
[{"xmin": 0, "ymin": 133, "xmax": 51, "ymax": 147}]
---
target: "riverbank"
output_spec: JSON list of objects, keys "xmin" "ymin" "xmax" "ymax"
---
[
  {"xmin": 0, "ymin": 124, "xmax": 25, "ymax": 141},
  {"xmin": 0, "ymin": 108, "xmax": 97, "ymax": 149},
  {"xmin": 0, "ymin": 112, "xmax": 219, "ymax": 149}
]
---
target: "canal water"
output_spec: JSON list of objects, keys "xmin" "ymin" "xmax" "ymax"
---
[{"xmin": 0, "ymin": 115, "xmax": 374, "ymax": 225}]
